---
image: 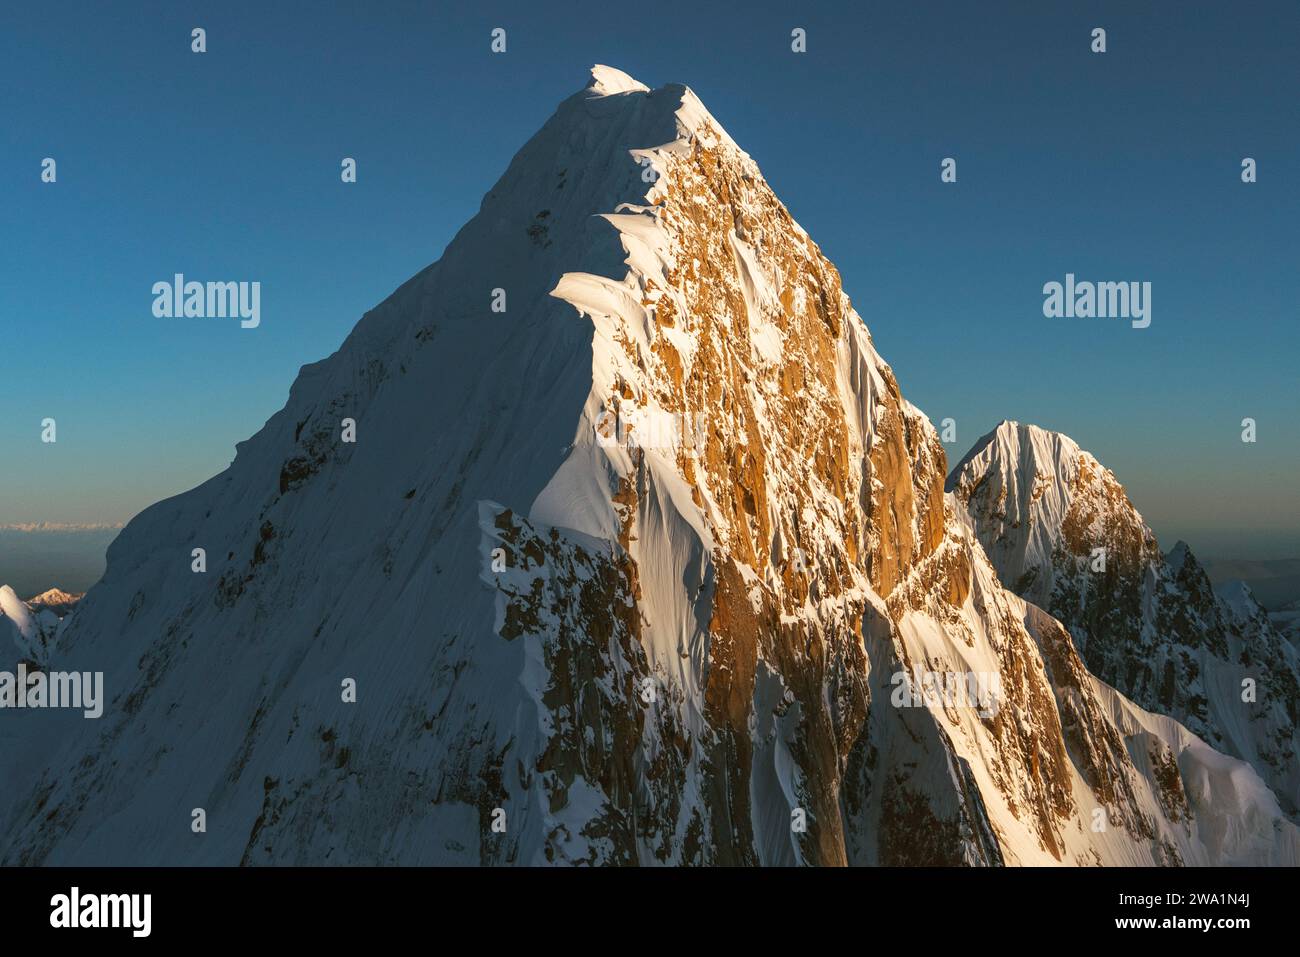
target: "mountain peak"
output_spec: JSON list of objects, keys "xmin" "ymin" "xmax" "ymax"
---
[
  {"xmin": 26, "ymin": 587, "xmax": 83, "ymax": 614},
  {"xmin": 27, "ymin": 586, "xmax": 78, "ymax": 603},
  {"xmin": 6, "ymin": 69, "xmax": 1297, "ymax": 868},
  {"xmin": 586, "ymin": 64, "xmax": 650, "ymax": 96},
  {"xmin": 946, "ymin": 420, "xmax": 1082, "ymax": 494},
  {"xmin": 947, "ymin": 421, "xmax": 1151, "ymax": 605},
  {"xmin": 951, "ymin": 427, "xmax": 1300, "ymax": 814},
  {"xmin": 1166, "ymin": 540, "xmax": 1195, "ymax": 567}
]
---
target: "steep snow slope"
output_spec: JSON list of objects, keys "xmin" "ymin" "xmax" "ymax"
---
[
  {"xmin": 949, "ymin": 420, "xmax": 1300, "ymax": 818},
  {"xmin": 2, "ymin": 70, "xmax": 1294, "ymax": 866}
]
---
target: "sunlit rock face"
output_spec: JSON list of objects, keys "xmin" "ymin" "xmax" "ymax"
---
[{"xmin": 1, "ymin": 69, "xmax": 1295, "ymax": 867}]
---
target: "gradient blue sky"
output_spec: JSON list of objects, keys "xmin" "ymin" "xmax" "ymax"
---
[{"xmin": 2, "ymin": 0, "xmax": 1297, "ymax": 560}]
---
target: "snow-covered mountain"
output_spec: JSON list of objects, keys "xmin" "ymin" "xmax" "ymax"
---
[
  {"xmin": 0, "ymin": 585, "xmax": 69, "ymax": 665},
  {"xmin": 948, "ymin": 420, "xmax": 1300, "ymax": 818},
  {"xmin": 26, "ymin": 587, "xmax": 83, "ymax": 618},
  {"xmin": 2, "ymin": 68, "xmax": 1295, "ymax": 866}
]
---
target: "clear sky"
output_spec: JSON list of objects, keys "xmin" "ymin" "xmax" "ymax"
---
[{"xmin": 2, "ymin": 0, "xmax": 1297, "ymax": 561}]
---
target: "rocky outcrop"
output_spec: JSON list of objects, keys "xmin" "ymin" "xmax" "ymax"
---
[{"xmin": 950, "ymin": 420, "xmax": 1300, "ymax": 818}]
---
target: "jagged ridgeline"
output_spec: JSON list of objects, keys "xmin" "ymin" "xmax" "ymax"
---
[
  {"xmin": 2, "ymin": 68, "xmax": 1295, "ymax": 866},
  {"xmin": 948, "ymin": 421, "xmax": 1300, "ymax": 819}
]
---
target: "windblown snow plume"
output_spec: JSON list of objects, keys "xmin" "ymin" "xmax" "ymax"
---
[{"xmin": 1, "ymin": 69, "xmax": 1294, "ymax": 866}]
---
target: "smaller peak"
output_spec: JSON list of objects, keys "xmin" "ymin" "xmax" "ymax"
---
[
  {"xmin": 28, "ymin": 587, "xmax": 81, "ymax": 606},
  {"xmin": 996, "ymin": 420, "xmax": 1068, "ymax": 442},
  {"xmin": 586, "ymin": 65, "xmax": 650, "ymax": 97},
  {"xmin": 1167, "ymin": 540, "xmax": 1197, "ymax": 568},
  {"xmin": 1001, "ymin": 421, "xmax": 1087, "ymax": 461},
  {"xmin": 978, "ymin": 420, "xmax": 1056, "ymax": 448},
  {"xmin": 947, "ymin": 420, "xmax": 1088, "ymax": 491}
]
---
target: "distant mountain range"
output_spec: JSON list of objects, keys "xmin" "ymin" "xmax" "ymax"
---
[
  {"xmin": 0, "ymin": 526, "xmax": 120, "ymax": 598},
  {"xmin": 1201, "ymin": 558, "xmax": 1300, "ymax": 612},
  {"xmin": 0, "ymin": 523, "xmax": 125, "ymax": 533}
]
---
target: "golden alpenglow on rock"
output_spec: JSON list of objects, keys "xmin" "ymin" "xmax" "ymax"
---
[{"xmin": 3, "ymin": 67, "xmax": 1296, "ymax": 870}]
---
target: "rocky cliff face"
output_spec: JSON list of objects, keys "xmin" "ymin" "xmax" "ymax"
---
[
  {"xmin": 2, "ymin": 69, "xmax": 1294, "ymax": 866},
  {"xmin": 949, "ymin": 420, "xmax": 1300, "ymax": 818}
]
